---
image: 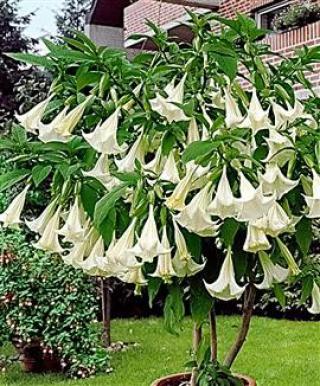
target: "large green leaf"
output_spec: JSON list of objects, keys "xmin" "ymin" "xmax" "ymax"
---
[
  {"xmin": 220, "ymin": 218, "xmax": 239, "ymax": 247},
  {"xmin": 94, "ymin": 184, "xmax": 129, "ymax": 228},
  {"xmin": 190, "ymin": 280, "xmax": 213, "ymax": 326},
  {"xmin": 6, "ymin": 52, "xmax": 55, "ymax": 69},
  {"xmin": 182, "ymin": 140, "xmax": 219, "ymax": 163},
  {"xmin": 32, "ymin": 165, "xmax": 52, "ymax": 187},
  {"xmin": 296, "ymin": 217, "xmax": 312, "ymax": 256},
  {"xmin": 164, "ymin": 283, "xmax": 185, "ymax": 335},
  {"xmin": 0, "ymin": 170, "xmax": 30, "ymax": 193}
]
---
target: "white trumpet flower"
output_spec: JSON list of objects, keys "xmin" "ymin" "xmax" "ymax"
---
[
  {"xmin": 260, "ymin": 164, "xmax": 299, "ymax": 199},
  {"xmin": 175, "ymin": 183, "xmax": 219, "ymax": 237},
  {"xmin": 34, "ymin": 208, "xmax": 63, "ymax": 253},
  {"xmin": 255, "ymin": 202, "xmax": 292, "ymax": 237},
  {"xmin": 159, "ymin": 151, "xmax": 180, "ymax": 184},
  {"xmin": 308, "ymin": 283, "xmax": 320, "ymax": 314},
  {"xmin": 83, "ymin": 107, "xmax": 127, "ymax": 154},
  {"xmin": 83, "ymin": 154, "xmax": 119, "ymax": 191},
  {"xmin": 118, "ymin": 263, "xmax": 147, "ymax": 286},
  {"xmin": 150, "ymin": 75, "xmax": 189, "ymax": 123},
  {"xmin": 38, "ymin": 107, "xmax": 72, "ymax": 143},
  {"xmin": 208, "ymin": 166, "xmax": 238, "ymax": 219},
  {"xmin": 239, "ymin": 89, "xmax": 270, "ymax": 134},
  {"xmin": 305, "ymin": 169, "xmax": 320, "ymax": 218},
  {"xmin": 25, "ymin": 197, "xmax": 58, "ymax": 235},
  {"xmin": 205, "ymin": 248, "xmax": 246, "ymax": 301},
  {"xmin": 172, "ymin": 219, "xmax": 205, "ymax": 277},
  {"xmin": 0, "ymin": 185, "xmax": 29, "ymax": 228},
  {"xmin": 15, "ymin": 95, "xmax": 53, "ymax": 134},
  {"xmin": 115, "ymin": 132, "xmax": 145, "ymax": 172},
  {"xmin": 264, "ymin": 129, "xmax": 294, "ymax": 167},
  {"xmin": 255, "ymin": 251, "xmax": 289, "ymax": 290},
  {"xmin": 150, "ymin": 227, "xmax": 176, "ymax": 283},
  {"xmin": 80, "ymin": 236, "xmax": 105, "ymax": 276},
  {"xmin": 210, "ymin": 89, "xmax": 224, "ymax": 109},
  {"xmin": 130, "ymin": 205, "xmax": 169, "ymax": 263},
  {"xmin": 56, "ymin": 96, "xmax": 93, "ymax": 137},
  {"xmin": 122, "ymin": 83, "xmax": 143, "ymax": 111},
  {"xmin": 187, "ymin": 118, "xmax": 200, "ymax": 144},
  {"xmin": 165, "ymin": 165, "xmax": 194, "ymax": 211},
  {"xmin": 272, "ymin": 99, "xmax": 305, "ymax": 129},
  {"xmin": 243, "ymin": 224, "xmax": 271, "ymax": 253},
  {"xmin": 143, "ymin": 147, "xmax": 163, "ymax": 175},
  {"xmin": 107, "ymin": 218, "xmax": 137, "ymax": 267},
  {"xmin": 224, "ymin": 88, "xmax": 244, "ymax": 128},
  {"xmin": 62, "ymin": 240, "xmax": 87, "ymax": 268},
  {"xmin": 237, "ymin": 173, "xmax": 274, "ymax": 222},
  {"xmin": 58, "ymin": 196, "xmax": 86, "ymax": 243}
]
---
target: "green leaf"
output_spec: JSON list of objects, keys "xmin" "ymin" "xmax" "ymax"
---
[
  {"xmin": 182, "ymin": 141, "xmax": 219, "ymax": 163},
  {"xmin": 6, "ymin": 52, "xmax": 54, "ymax": 69},
  {"xmin": 296, "ymin": 218, "xmax": 312, "ymax": 256},
  {"xmin": 162, "ymin": 132, "xmax": 176, "ymax": 156},
  {"xmin": 0, "ymin": 170, "xmax": 30, "ymax": 193},
  {"xmin": 112, "ymin": 172, "xmax": 140, "ymax": 185},
  {"xmin": 94, "ymin": 184, "xmax": 129, "ymax": 228},
  {"xmin": 32, "ymin": 165, "xmax": 52, "ymax": 187},
  {"xmin": 148, "ymin": 277, "xmax": 162, "ymax": 308},
  {"xmin": 213, "ymin": 53, "xmax": 237, "ymax": 81},
  {"xmin": 300, "ymin": 275, "xmax": 314, "ymax": 305},
  {"xmin": 220, "ymin": 218, "xmax": 239, "ymax": 247},
  {"xmin": 77, "ymin": 72, "xmax": 101, "ymax": 91},
  {"xmin": 164, "ymin": 284, "xmax": 185, "ymax": 335},
  {"xmin": 190, "ymin": 280, "xmax": 213, "ymax": 326},
  {"xmin": 12, "ymin": 125, "xmax": 27, "ymax": 146},
  {"xmin": 99, "ymin": 208, "xmax": 116, "ymax": 244},
  {"xmin": 273, "ymin": 283, "xmax": 286, "ymax": 308}
]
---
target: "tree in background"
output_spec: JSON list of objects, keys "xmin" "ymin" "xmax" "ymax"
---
[
  {"xmin": 0, "ymin": 0, "xmax": 35, "ymax": 124},
  {"xmin": 56, "ymin": 0, "xmax": 91, "ymax": 38}
]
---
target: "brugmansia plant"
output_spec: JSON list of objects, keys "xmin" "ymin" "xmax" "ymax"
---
[{"xmin": 2, "ymin": 12, "xmax": 320, "ymax": 385}]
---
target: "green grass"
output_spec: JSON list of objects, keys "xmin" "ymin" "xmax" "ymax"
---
[{"xmin": 1, "ymin": 316, "xmax": 319, "ymax": 386}]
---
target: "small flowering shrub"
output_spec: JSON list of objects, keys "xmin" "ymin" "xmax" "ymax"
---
[
  {"xmin": 3, "ymin": 13, "xmax": 320, "ymax": 384},
  {"xmin": 0, "ymin": 228, "xmax": 109, "ymax": 378}
]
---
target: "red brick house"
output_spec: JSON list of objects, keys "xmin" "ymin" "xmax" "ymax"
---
[{"xmin": 86, "ymin": 1, "xmax": 320, "ymax": 94}]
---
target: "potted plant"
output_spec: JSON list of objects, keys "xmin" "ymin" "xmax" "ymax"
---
[
  {"xmin": 0, "ymin": 228, "xmax": 109, "ymax": 378},
  {"xmin": 273, "ymin": 1, "xmax": 320, "ymax": 32},
  {"xmin": 2, "ymin": 12, "xmax": 320, "ymax": 385}
]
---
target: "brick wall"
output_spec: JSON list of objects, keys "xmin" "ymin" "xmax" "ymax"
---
[
  {"xmin": 124, "ymin": 0, "xmax": 320, "ymax": 93},
  {"xmin": 124, "ymin": 0, "xmax": 199, "ymax": 39}
]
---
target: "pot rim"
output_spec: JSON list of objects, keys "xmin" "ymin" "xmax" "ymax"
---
[{"xmin": 151, "ymin": 372, "xmax": 256, "ymax": 386}]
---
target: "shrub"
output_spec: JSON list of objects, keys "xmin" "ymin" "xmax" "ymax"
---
[{"xmin": 0, "ymin": 228, "xmax": 109, "ymax": 378}]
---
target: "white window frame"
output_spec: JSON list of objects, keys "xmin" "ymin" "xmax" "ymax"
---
[{"xmin": 255, "ymin": 0, "xmax": 291, "ymax": 29}]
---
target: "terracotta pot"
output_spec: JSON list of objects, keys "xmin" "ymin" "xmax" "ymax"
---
[
  {"xmin": 151, "ymin": 372, "xmax": 256, "ymax": 386},
  {"xmin": 15, "ymin": 340, "xmax": 61, "ymax": 373}
]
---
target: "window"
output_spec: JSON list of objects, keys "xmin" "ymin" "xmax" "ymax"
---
[{"xmin": 255, "ymin": 1, "xmax": 291, "ymax": 30}]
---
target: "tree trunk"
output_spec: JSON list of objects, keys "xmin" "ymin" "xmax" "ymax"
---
[
  {"xmin": 190, "ymin": 324, "xmax": 202, "ymax": 386},
  {"xmin": 101, "ymin": 278, "xmax": 112, "ymax": 347},
  {"xmin": 209, "ymin": 306, "xmax": 218, "ymax": 362},
  {"xmin": 223, "ymin": 283, "xmax": 256, "ymax": 368}
]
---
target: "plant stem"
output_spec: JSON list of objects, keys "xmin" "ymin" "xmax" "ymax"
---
[
  {"xmin": 223, "ymin": 283, "xmax": 256, "ymax": 368},
  {"xmin": 190, "ymin": 324, "xmax": 202, "ymax": 386},
  {"xmin": 101, "ymin": 278, "xmax": 112, "ymax": 347},
  {"xmin": 209, "ymin": 305, "xmax": 218, "ymax": 362}
]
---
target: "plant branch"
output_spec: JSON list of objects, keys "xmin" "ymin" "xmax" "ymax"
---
[
  {"xmin": 101, "ymin": 278, "xmax": 112, "ymax": 347},
  {"xmin": 190, "ymin": 323, "xmax": 202, "ymax": 386},
  {"xmin": 209, "ymin": 305, "xmax": 218, "ymax": 362},
  {"xmin": 223, "ymin": 283, "xmax": 256, "ymax": 368}
]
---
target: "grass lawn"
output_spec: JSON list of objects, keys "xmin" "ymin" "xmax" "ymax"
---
[{"xmin": 0, "ymin": 316, "xmax": 319, "ymax": 386}]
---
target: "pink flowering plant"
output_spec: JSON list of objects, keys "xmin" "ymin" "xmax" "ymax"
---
[{"xmin": 2, "ymin": 13, "xmax": 320, "ymax": 385}]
